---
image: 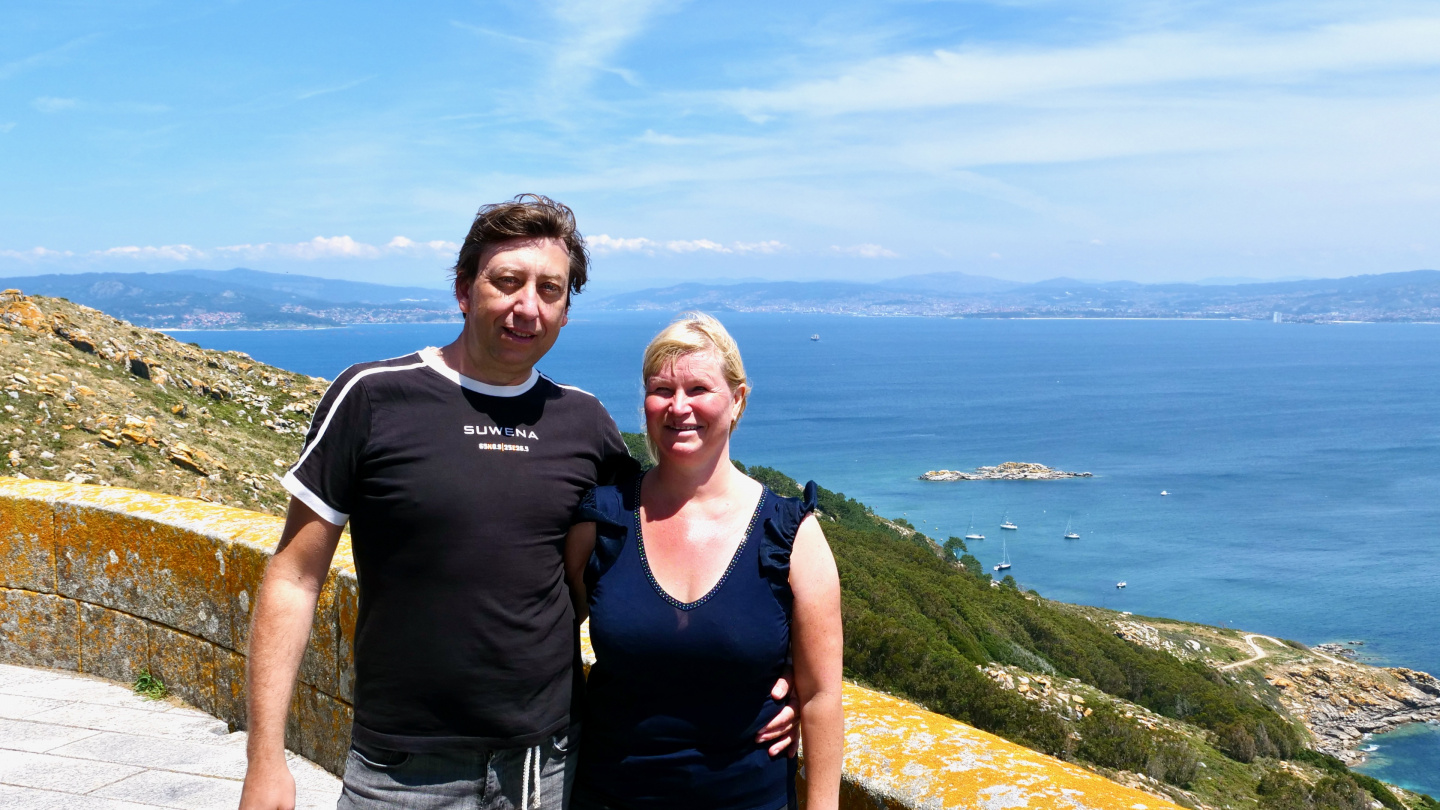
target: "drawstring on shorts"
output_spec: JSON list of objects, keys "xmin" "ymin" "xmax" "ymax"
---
[{"xmin": 520, "ymin": 742, "xmax": 542, "ymax": 810}]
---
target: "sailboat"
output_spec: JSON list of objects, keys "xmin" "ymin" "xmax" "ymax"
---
[
  {"xmin": 810, "ymin": 334, "xmax": 820, "ymax": 341},
  {"xmin": 964, "ymin": 514, "xmax": 985, "ymax": 542},
  {"xmin": 999, "ymin": 511, "xmax": 1018, "ymax": 531},
  {"xmin": 993, "ymin": 537, "xmax": 1012, "ymax": 571},
  {"xmin": 1063, "ymin": 518, "xmax": 1080, "ymax": 540}
]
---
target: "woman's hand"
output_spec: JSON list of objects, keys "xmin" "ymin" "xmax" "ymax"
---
[{"xmin": 790, "ymin": 514, "xmax": 844, "ymax": 810}]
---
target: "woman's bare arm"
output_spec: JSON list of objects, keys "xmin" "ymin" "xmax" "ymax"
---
[
  {"xmin": 563, "ymin": 522, "xmax": 597, "ymax": 624},
  {"xmin": 789, "ymin": 514, "xmax": 844, "ymax": 810}
]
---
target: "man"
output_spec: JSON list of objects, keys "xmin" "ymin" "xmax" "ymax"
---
[{"xmin": 240, "ymin": 195, "xmax": 793, "ymax": 810}]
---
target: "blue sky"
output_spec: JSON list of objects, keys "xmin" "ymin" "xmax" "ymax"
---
[{"xmin": 2, "ymin": 1, "xmax": 1439, "ymax": 290}]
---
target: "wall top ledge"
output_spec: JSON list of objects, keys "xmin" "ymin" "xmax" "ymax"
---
[{"xmin": 0, "ymin": 477, "xmax": 354, "ymax": 571}]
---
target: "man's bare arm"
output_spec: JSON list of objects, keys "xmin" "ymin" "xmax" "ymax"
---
[
  {"xmin": 239, "ymin": 498, "xmax": 344, "ymax": 810},
  {"xmin": 563, "ymin": 522, "xmax": 597, "ymax": 625}
]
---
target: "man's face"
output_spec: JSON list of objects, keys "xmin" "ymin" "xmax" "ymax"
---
[{"xmin": 455, "ymin": 237, "xmax": 571, "ymax": 380}]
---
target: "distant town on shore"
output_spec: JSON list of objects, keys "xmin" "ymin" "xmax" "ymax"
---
[{"xmin": 0, "ymin": 267, "xmax": 1436, "ymax": 329}]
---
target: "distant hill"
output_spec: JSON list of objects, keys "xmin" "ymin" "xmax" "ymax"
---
[
  {"xmin": 0, "ymin": 268, "xmax": 458, "ymax": 329},
  {"xmin": 596, "ymin": 269, "xmax": 1440, "ymax": 322},
  {"xmin": 7, "ymin": 267, "xmax": 1439, "ymax": 327}
]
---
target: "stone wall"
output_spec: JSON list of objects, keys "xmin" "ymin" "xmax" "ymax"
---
[{"xmin": 0, "ymin": 479, "xmax": 1179, "ymax": 810}]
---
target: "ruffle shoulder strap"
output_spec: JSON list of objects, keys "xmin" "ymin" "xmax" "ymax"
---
[
  {"xmin": 577, "ymin": 471, "xmax": 641, "ymax": 590},
  {"xmin": 759, "ymin": 481, "xmax": 818, "ymax": 619}
]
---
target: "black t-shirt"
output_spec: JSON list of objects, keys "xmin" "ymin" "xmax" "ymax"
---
[{"xmin": 282, "ymin": 348, "xmax": 634, "ymax": 751}]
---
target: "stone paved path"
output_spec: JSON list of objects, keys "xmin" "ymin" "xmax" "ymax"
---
[{"xmin": 0, "ymin": 663, "xmax": 341, "ymax": 809}]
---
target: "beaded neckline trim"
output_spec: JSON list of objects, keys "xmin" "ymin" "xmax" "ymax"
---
[{"xmin": 632, "ymin": 476, "xmax": 768, "ymax": 612}]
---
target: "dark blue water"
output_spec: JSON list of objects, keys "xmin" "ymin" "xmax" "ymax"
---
[{"xmin": 172, "ymin": 313, "xmax": 1440, "ymax": 793}]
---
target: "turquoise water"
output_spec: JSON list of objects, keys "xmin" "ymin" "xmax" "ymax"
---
[
  {"xmin": 1355, "ymin": 722, "xmax": 1440, "ymax": 793},
  {"xmin": 172, "ymin": 312, "xmax": 1440, "ymax": 793}
]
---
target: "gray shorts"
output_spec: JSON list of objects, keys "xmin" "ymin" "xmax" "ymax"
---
[{"xmin": 337, "ymin": 726, "xmax": 576, "ymax": 810}]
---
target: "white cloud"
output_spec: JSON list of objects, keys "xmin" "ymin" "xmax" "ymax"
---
[
  {"xmin": 0, "ymin": 35, "xmax": 99, "ymax": 82},
  {"xmin": 218, "ymin": 236, "xmax": 380, "ymax": 260},
  {"xmin": 722, "ymin": 17, "xmax": 1440, "ymax": 117},
  {"xmin": 386, "ymin": 236, "xmax": 460, "ymax": 255},
  {"xmin": 215, "ymin": 235, "xmax": 460, "ymax": 261},
  {"xmin": 733, "ymin": 240, "xmax": 788, "ymax": 254},
  {"xmin": 0, "ymin": 246, "xmax": 74, "ymax": 261},
  {"xmin": 31, "ymin": 97, "xmax": 169, "ymax": 114},
  {"xmin": 664, "ymin": 239, "xmax": 730, "ymax": 254},
  {"xmin": 97, "ymin": 245, "xmax": 205, "ymax": 261},
  {"xmin": 297, "ymin": 76, "xmax": 375, "ymax": 101},
  {"xmin": 590, "ymin": 234, "xmax": 658, "ymax": 254},
  {"xmin": 590, "ymin": 235, "xmax": 789, "ymax": 256},
  {"xmin": 546, "ymin": 0, "xmax": 670, "ymax": 87},
  {"xmin": 832, "ymin": 244, "xmax": 899, "ymax": 259},
  {"xmin": 32, "ymin": 97, "xmax": 78, "ymax": 113}
]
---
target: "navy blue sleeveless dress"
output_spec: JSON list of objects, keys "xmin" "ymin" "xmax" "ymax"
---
[{"xmin": 575, "ymin": 472, "xmax": 817, "ymax": 810}]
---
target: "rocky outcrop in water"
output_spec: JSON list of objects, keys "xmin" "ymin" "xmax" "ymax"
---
[{"xmin": 921, "ymin": 461, "xmax": 1092, "ymax": 481}]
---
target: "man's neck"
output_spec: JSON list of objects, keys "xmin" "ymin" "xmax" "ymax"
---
[{"xmin": 438, "ymin": 337, "xmax": 534, "ymax": 387}]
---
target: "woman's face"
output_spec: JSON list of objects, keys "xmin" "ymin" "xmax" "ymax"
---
[{"xmin": 644, "ymin": 350, "xmax": 744, "ymax": 463}]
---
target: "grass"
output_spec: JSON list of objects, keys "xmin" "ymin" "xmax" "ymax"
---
[{"xmin": 132, "ymin": 668, "xmax": 168, "ymax": 701}]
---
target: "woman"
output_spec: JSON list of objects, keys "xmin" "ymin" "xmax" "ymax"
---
[{"xmin": 563, "ymin": 313, "xmax": 843, "ymax": 810}]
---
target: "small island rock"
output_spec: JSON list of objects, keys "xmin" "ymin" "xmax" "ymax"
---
[{"xmin": 921, "ymin": 462, "xmax": 1092, "ymax": 481}]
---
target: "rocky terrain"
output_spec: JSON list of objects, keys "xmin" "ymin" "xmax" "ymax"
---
[
  {"xmin": 921, "ymin": 461, "xmax": 1092, "ymax": 481},
  {"xmin": 1089, "ymin": 607, "xmax": 1440, "ymax": 768},
  {"xmin": 0, "ymin": 289, "xmax": 318, "ymax": 513},
  {"xmin": 1268, "ymin": 664, "xmax": 1440, "ymax": 765}
]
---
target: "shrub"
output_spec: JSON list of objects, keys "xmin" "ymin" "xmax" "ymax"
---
[{"xmin": 133, "ymin": 668, "xmax": 167, "ymax": 700}]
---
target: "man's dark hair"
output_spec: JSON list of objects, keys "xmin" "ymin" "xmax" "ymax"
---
[{"xmin": 451, "ymin": 194, "xmax": 590, "ymax": 299}]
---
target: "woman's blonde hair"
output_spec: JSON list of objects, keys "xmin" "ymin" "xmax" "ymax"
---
[{"xmin": 642, "ymin": 312, "xmax": 750, "ymax": 432}]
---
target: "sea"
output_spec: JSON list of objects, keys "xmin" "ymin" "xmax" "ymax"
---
[{"xmin": 170, "ymin": 311, "xmax": 1440, "ymax": 794}]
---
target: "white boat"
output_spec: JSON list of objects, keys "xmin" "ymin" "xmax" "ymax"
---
[
  {"xmin": 1116, "ymin": 581, "xmax": 1127, "ymax": 589},
  {"xmin": 999, "ymin": 511, "xmax": 1018, "ymax": 530},
  {"xmin": 993, "ymin": 538, "xmax": 1012, "ymax": 571},
  {"xmin": 964, "ymin": 513, "xmax": 984, "ymax": 542},
  {"xmin": 810, "ymin": 334, "xmax": 820, "ymax": 341},
  {"xmin": 1063, "ymin": 517, "xmax": 1079, "ymax": 540},
  {"xmin": 1160, "ymin": 490, "xmax": 1169, "ymax": 496}
]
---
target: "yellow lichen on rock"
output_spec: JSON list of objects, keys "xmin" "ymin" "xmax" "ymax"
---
[{"xmin": 838, "ymin": 684, "xmax": 1182, "ymax": 810}]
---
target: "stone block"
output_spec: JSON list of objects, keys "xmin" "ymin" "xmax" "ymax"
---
[
  {"xmin": 0, "ymin": 498, "xmax": 56, "ymax": 593},
  {"xmin": 335, "ymin": 571, "xmax": 357, "ymax": 702},
  {"xmin": 55, "ymin": 503, "xmax": 232, "ymax": 648},
  {"xmin": 77, "ymin": 602, "xmax": 150, "ymax": 684},
  {"xmin": 286, "ymin": 682, "xmax": 353, "ymax": 777},
  {"xmin": 0, "ymin": 588, "xmax": 78, "ymax": 670},
  {"xmin": 226, "ymin": 540, "xmax": 271, "ymax": 655},
  {"xmin": 213, "ymin": 648, "xmax": 247, "ymax": 731},
  {"xmin": 146, "ymin": 623, "xmax": 217, "ymax": 718},
  {"xmin": 92, "ymin": 767, "xmax": 242, "ymax": 810},
  {"xmin": 298, "ymin": 569, "xmax": 340, "ymax": 696},
  {"xmin": 0, "ymin": 748, "xmax": 145, "ymax": 794}
]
